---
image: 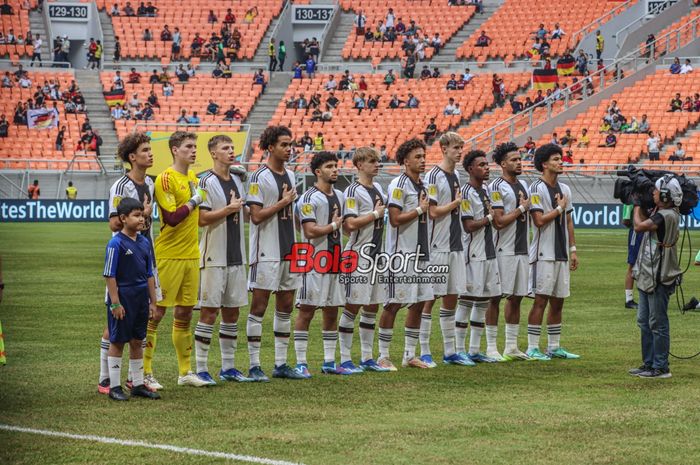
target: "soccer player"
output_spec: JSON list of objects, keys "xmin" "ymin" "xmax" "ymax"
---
[
  {"xmin": 194, "ymin": 135, "xmax": 251, "ymax": 384},
  {"xmin": 246, "ymin": 126, "xmax": 305, "ymax": 380},
  {"xmin": 99, "ymin": 132, "xmax": 160, "ymax": 394},
  {"xmin": 488, "ymin": 142, "xmax": 531, "ymax": 361},
  {"xmin": 103, "ymin": 198, "xmax": 160, "ymax": 401},
  {"xmin": 295, "ymin": 151, "xmax": 352, "ymax": 376},
  {"xmin": 380, "ymin": 138, "xmax": 434, "ymax": 370},
  {"xmin": 150, "ymin": 131, "xmax": 209, "ymax": 387},
  {"xmin": 420, "ymin": 132, "xmax": 472, "ymax": 367},
  {"xmin": 458, "ymin": 150, "xmax": 502, "ymax": 363},
  {"xmin": 342, "ymin": 147, "xmax": 389, "ymax": 372},
  {"xmin": 527, "ymin": 143, "xmax": 579, "ymax": 360}
]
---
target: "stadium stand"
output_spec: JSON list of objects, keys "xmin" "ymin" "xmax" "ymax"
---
[
  {"xmin": 0, "ymin": 0, "xmax": 37, "ymax": 58},
  {"xmin": 642, "ymin": 7, "xmax": 700, "ymax": 59},
  {"xmin": 99, "ymin": 0, "xmax": 282, "ymax": 60},
  {"xmin": 456, "ymin": 0, "xmax": 631, "ymax": 63},
  {"xmin": 339, "ymin": 0, "xmax": 475, "ymax": 63},
  {"xmin": 0, "ymin": 70, "xmax": 95, "ymax": 171}
]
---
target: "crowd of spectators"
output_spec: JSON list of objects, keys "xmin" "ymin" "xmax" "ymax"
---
[
  {"xmin": 669, "ymin": 57, "xmax": 693, "ymax": 75},
  {"xmin": 667, "ymin": 92, "xmax": 700, "ymax": 112}
]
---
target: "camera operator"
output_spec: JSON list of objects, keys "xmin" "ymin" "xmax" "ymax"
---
[{"xmin": 629, "ymin": 176, "xmax": 683, "ymax": 379}]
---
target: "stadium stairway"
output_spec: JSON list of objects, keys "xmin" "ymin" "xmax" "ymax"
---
[
  {"xmin": 661, "ymin": 121, "xmax": 700, "ymax": 159},
  {"xmin": 323, "ymin": 11, "xmax": 358, "ymax": 62},
  {"xmin": 251, "ymin": 15, "xmax": 283, "ymax": 67},
  {"xmin": 99, "ymin": 10, "xmax": 117, "ymax": 66},
  {"xmin": 74, "ymin": 69, "xmax": 120, "ymax": 170},
  {"xmin": 430, "ymin": 0, "xmax": 504, "ymax": 64},
  {"xmin": 244, "ymin": 72, "xmax": 291, "ymax": 156},
  {"xmin": 29, "ymin": 8, "xmax": 50, "ymax": 62}
]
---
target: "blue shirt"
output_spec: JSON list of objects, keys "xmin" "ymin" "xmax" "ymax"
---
[
  {"xmin": 670, "ymin": 63, "xmax": 681, "ymax": 74},
  {"xmin": 103, "ymin": 232, "xmax": 153, "ymax": 288},
  {"xmin": 293, "ymin": 66, "xmax": 302, "ymax": 78},
  {"xmin": 305, "ymin": 59, "xmax": 315, "ymax": 73}
]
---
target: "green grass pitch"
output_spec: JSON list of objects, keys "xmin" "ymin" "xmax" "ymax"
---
[{"xmin": 2, "ymin": 223, "xmax": 700, "ymax": 465}]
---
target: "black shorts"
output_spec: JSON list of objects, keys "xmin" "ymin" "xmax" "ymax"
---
[{"xmin": 107, "ymin": 285, "xmax": 149, "ymax": 343}]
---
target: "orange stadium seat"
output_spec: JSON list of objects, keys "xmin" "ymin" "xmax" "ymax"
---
[
  {"xmin": 641, "ymin": 8, "xmax": 700, "ymax": 59},
  {"xmin": 0, "ymin": 0, "xmax": 38, "ymax": 58}
]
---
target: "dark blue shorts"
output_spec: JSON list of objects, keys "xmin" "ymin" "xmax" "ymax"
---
[
  {"xmin": 627, "ymin": 228, "xmax": 643, "ymax": 265},
  {"xmin": 107, "ymin": 285, "xmax": 149, "ymax": 343}
]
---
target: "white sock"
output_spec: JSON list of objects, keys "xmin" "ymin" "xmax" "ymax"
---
[
  {"xmin": 404, "ymin": 327, "xmax": 419, "ymax": 361},
  {"xmin": 505, "ymin": 323, "xmax": 519, "ymax": 352},
  {"xmin": 322, "ymin": 330, "xmax": 338, "ymax": 364},
  {"xmin": 527, "ymin": 324, "xmax": 541, "ymax": 351},
  {"xmin": 273, "ymin": 311, "xmax": 291, "ymax": 367},
  {"xmin": 468, "ymin": 301, "xmax": 487, "ymax": 355},
  {"xmin": 439, "ymin": 308, "xmax": 456, "ymax": 357},
  {"xmin": 547, "ymin": 324, "xmax": 562, "ymax": 351},
  {"xmin": 338, "ymin": 310, "xmax": 356, "ymax": 363},
  {"xmin": 294, "ymin": 330, "xmax": 309, "ymax": 365},
  {"xmin": 455, "ymin": 299, "xmax": 472, "ymax": 353},
  {"xmin": 219, "ymin": 323, "xmax": 237, "ymax": 371},
  {"xmin": 485, "ymin": 325, "xmax": 499, "ymax": 354},
  {"xmin": 419, "ymin": 313, "xmax": 432, "ymax": 356},
  {"xmin": 99, "ymin": 338, "xmax": 110, "ymax": 383},
  {"xmin": 378, "ymin": 327, "xmax": 393, "ymax": 359},
  {"xmin": 247, "ymin": 314, "xmax": 263, "ymax": 368},
  {"xmin": 108, "ymin": 356, "xmax": 121, "ymax": 389},
  {"xmin": 194, "ymin": 322, "xmax": 214, "ymax": 373},
  {"xmin": 130, "ymin": 358, "xmax": 144, "ymax": 387},
  {"xmin": 359, "ymin": 312, "xmax": 377, "ymax": 362},
  {"xmin": 625, "ymin": 289, "xmax": 633, "ymax": 302}
]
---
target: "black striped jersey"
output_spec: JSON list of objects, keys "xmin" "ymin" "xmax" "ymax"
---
[
  {"xmin": 386, "ymin": 173, "xmax": 430, "ymax": 262},
  {"xmin": 297, "ymin": 186, "xmax": 344, "ymax": 253},
  {"xmin": 489, "ymin": 177, "xmax": 529, "ymax": 256},
  {"xmin": 426, "ymin": 166, "xmax": 463, "ymax": 253},
  {"xmin": 529, "ymin": 178, "xmax": 573, "ymax": 262},
  {"xmin": 343, "ymin": 181, "xmax": 386, "ymax": 258},
  {"xmin": 246, "ymin": 165, "xmax": 296, "ymax": 263},
  {"xmin": 461, "ymin": 182, "xmax": 496, "ymax": 262},
  {"xmin": 198, "ymin": 170, "xmax": 246, "ymax": 267},
  {"xmin": 108, "ymin": 174, "xmax": 154, "ymax": 242}
]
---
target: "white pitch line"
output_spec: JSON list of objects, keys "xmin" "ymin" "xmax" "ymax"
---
[{"xmin": 0, "ymin": 424, "xmax": 305, "ymax": 465}]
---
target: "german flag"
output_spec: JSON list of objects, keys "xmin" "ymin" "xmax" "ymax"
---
[
  {"xmin": 103, "ymin": 89, "xmax": 126, "ymax": 107},
  {"xmin": 532, "ymin": 69, "xmax": 558, "ymax": 90},
  {"xmin": 556, "ymin": 55, "xmax": 576, "ymax": 76}
]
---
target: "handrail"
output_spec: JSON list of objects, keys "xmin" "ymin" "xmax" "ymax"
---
[
  {"xmin": 572, "ymin": 0, "xmax": 635, "ymax": 44},
  {"xmin": 0, "ymin": 59, "xmax": 73, "ymax": 69},
  {"xmin": 615, "ymin": 0, "xmax": 676, "ymax": 49},
  {"xmin": 464, "ymin": 14, "xmax": 700, "ymax": 152}
]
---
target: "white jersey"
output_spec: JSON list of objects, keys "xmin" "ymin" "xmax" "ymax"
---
[
  {"xmin": 426, "ymin": 166, "xmax": 463, "ymax": 253},
  {"xmin": 460, "ymin": 182, "xmax": 496, "ymax": 262},
  {"xmin": 246, "ymin": 165, "xmax": 297, "ymax": 264},
  {"xmin": 343, "ymin": 180, "xmax": 386, "ymax": 258},
  {"xmin": 529, "ymin": 178, "xmax": 573, "ymax": 263},
  {"xmin": 108, "ymin": 174, "xmax": 155, "ymax": 243},
  {"xmin": 198, "ymin": 170, "xmax": 247, "ymax": 268},
  {"xmin": 489, "ymin": 177, "xmax": 529, "ymax": 256},
  {"xmin": 297, "ymin": 186, "xmax": 344, "ymax": 253},
  {"xmin": 386, "ymin": 173, "xmax": 430, "ymax": 262}
]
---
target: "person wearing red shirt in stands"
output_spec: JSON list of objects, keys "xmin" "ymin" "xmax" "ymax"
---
[
  {"xmin": 224, "ymin": 8, "xmax": 235, "ymax": 24},
  {"xmin": 27, "ymin": 179, "xmax": 40, "ymax": 199},
  {"xmin": 128, "ymin": 68, "xmax": 141, "ymax": 83}
]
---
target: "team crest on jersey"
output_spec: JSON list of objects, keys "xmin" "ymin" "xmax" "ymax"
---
[
  {"xmin": 428, "ymin": 185, "xmax": 437, "ymax": 197},
  {"xmin": 461, "ymin": 199, "xmax": 471, "ymax": 211},
  {"xmin": 490, "ymin": 191, "xmax": 502, "ymax": 202},
  {"xmin": 112, "ymin": 196, "xmax": 122, "ymax": 208},
  {"xmin": 531, "ymin": 194, "xmax": 541, "ymax": 205},
  {"xmin": 392, "ymin": 188, "xmax": 403, "ymax": 200},
  {"xmin": 249, "ymin": 183, "xmax": 260, "ymax": 196},
  {"xmin": 301, "ymin": 203, "xmax": 314, "ymax": 216},
  {"xmin": 346, "ymin": 198, "xmax": 356, "ymax": 210}
]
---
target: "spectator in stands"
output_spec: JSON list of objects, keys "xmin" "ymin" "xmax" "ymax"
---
[
  {"xmin": 354, "ymin": 10, "xmax": 367, "ymax": 35},
  {"xmin": 176, "ymin": 109, "xmax": 189, "ymax": 124},
  {"xmin": 147, "ymin": 69, "xmax": 159, "ymax": 84},
  {"xmin": 669, "ymin": 93, "xmax": 682, "ymax": 112},
  {"xmin": 60, "ymin": 35, "xmax": 69, "ymax": 61},
  {"xmin": 681, "ymin": 59, "xmax": 693, "ymax": 74},
  {"xmin": 644, "ymin": 34, "xmax": 655, "ymax": 59},
  {"xmin": 144, "ymin": 90, "xmax": 158, "ymax": 109},
  {"xmin": 224, "ymin": 8, "xmax": 236, "ymax": 24},
  {"xmin": 595, "ymin": 30, "xmax": 604, "ymax": 60},
  {"xmin": 326, "ymin": 92, "xmax": 339, "ymax": 110},
  {"xmin": 27, "ymin": 180, "xmax": 39, "ymax": 199},
  {"xmin": 299, "ymin": 131, "xmax": 313, "ymax": 151},
  {"xmin": 575, "ymin": 128, "xmax": 589, "ymax": 148},
  {"xmin": 161, "ymin": 25, "xmax": 172, "ymax": 41},
  {"xmin": 19, "ymin": 74, "xmax": 31, "ymax": 88},
  {"xmin": 78, "ymin": 129, "xmax": 97, "ymax": 152},
  {"xmin": 145, "ymin": 1, "xmax": 157, "ymax": 16},
  {"xmin": 638, "ymin": 114, "xmax": 649, "ymax": 133},
  {"xmin": 550, "ymin": 133, "xmax": 559, "ymax": 145},
  {"xmin": 188, "ymin": 111, "xmax": 200, "ymax": 126},
  {"xmin": 310, "ymin": 108, "xmax": 323, "ymax": 122},
  {"xmin": 444, "ymin": 98, "xmax": 457, "ymax": 115},
  {"xmin": 560, "ymin": 129, "xmax": 577, "ymax": 147},
  {"xmin": 253, "ymin": 69, "xmax": 266, "ymax": 91},
  {"xmin": 423, "ymin": 118, "xmax": 437, "ymax": 143},
  {"xmin": 597, "ymin": 129, "xmax": 616, "ymax": 148},
  {"xmin": 277, "ymin": 41, "xmax": 286, "ymax": 71},
  {"xmin": 491, "ymin": 73, "xmax": 504, "ymax": 105},
  {"xmin": 646, "ymin": 131, "xmax": 661, "ymax": 160},
  {"xmin": 432, "ymin": 67, "xmax": 441, "ymax": 78},
  {"xmin": 2, "ymin": 72, "xmax": 12, "ymax": 88},
  {"xmin": 171, "ymin": 27, "xmax": 182, "ymax": 60},
  {"xmin": 163, "ymin": 81, "xmax": 174, "ymax": 96},
  {"xmin": 111, "ymin": 103, "xmax": 125, "ymax": 121},
  {"xmin": 551, "ymin": 23, "xmax": 565, "ymax": 40},
  {"xmin": 13, "ymin": 102, "xmax": 26, "ymax": 124},
  {"xmin": 126, "ymin": 68, "xmax": 140, "ymax": 84},
  {"xmin": 55, "ymin": 126, "xmax": 65, "ymax": 150},
  {"xmin": 407, "ymin": 93, "xmax": 420, "ymax": 108},
  {"xmin": 313, "ymin": 132, "xmax": 324, "ymax": 151},
  {"xmin": 669, "ymin": 142, "xmax": 689, "ymax": 161},
  {"xmin": 533, "ymin": 24, "xmax": 547, "ymax": 40},
  {"xmin": 296, "ymin": 94, "xmax": 308, "ymax": 110},
  {"xmin": 523, "ymin": 137, "xmax": 536, "ymax": 157},
  {"xmin": 175, "ymin": 64, "xmax": 188, "ymax": 82},
  {"xmin": 190, "ymin": 33, "xmax": 204, "ymax": 56},
  {"xmin": 325, "ymin": 75, "xmax": 337, "ymax": 91},
  {"xmin": 384, "ymin": 69, "xmax": 396, "ymax": 89},
  {"xmin": 683, "ymin": 97, "xmax": 694, "ymax": 112},
  {"xmin": 110, "ymin": 3, "xmax": 120, "ymax": 15},
  {"xmin": 223, "ymin": 105, "xmax": 241, "ymax": 122},
  {"xmin": 576, "ymin": 49, "xmax": 588, "ymax": 75},
  {"xmin": 420, "ymin": 65, "xmax": 431, "ymax": 80},
  {"xmin": 431, "ymin": 33, "xmax": 442, "ymax": 53},
  {"xmin": 1, "ymin": 0, "xmax": 13, "ymax": 15},
  {"xmin": 388, "ymin": 94, "xmax": 404, "ymax": 109},
  {"xmin": 5, "ymin": 29, "xmax": 14, "ymax": 44},
  {"xmin": 305, "ymin": 56, "xmax": 316, "ymax": 79},
  {"xmin": 137, "ymin": 2, "xmax": 147, "ymax": 16},
  {"xmin": 402, "ymin": 52, "xmax": 417, "ymax": 79},
  {"xmin": 610, "ymin": 115, "xmax": 623, "ymax": 133},
  {"xmin": 244, "ymin": 6, "xmax": 258, "ymax": 23},
  {"xmin": 309, "ymin": 38, "xmax": 320, "ymax": 62},
  {"xmin": 475, "ymin": 31, "xmax": 491, "ymax": 47},
  {"xmin": 669, "ymin": 57, "xmax": 681, "ymax": 74},
  {"xmin": 446, "ymin": 74, "xmax": 458, "ymax": 90},
  {"xmin": 143, "ymin": 28, "xmax": 153, "ymax": 41},
  {"xmin": 0, "ymin": 114, "xmax": 8, "ymax": 137},
  {"xmin": 367, "ymin": 95, "xmax": 379, "ymax": 110},
  {"xmin": 127, "ymin": 93, "xmax": 141, "ymax": 110},
  {"xmin": 562, "ymin": 150, "xmax": 573, "ymax": 165},
  {"xmin": 509, "ymin": 96, "xmax": 523, "ymax": 114},
  {"xmin": 124, "ymin": 2, "xmax": 135, "ymax": 15}
]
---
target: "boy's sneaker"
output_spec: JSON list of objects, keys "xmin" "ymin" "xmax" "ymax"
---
[
  {"xmin": 546, "ymin": 347, "xmax": 580, "ymax": 359},
  {"xmin": 638, "ymin": 368, "xmax": 672, "ymax": 379},
  {"xmin": 468, "ymin": 352, "xmax": 499, "ymax": 363},
  {"xmin": 402, "ymin": 357, "xmax": 430, "ymax": 368},
  {"xmin": 219, "ymin": 368, "xmax": 254, "ymax": 382},
  {"xmin": 144, "ymin": 374, "xmax": 163, "ymax": 390},
  {"xmin": 339, "ymin": 360, "xmax": 364, "ymax": 374},
  {"xmin": 295, "ymin": 363, "xmax": 312, "ymax": 379},
  {"xmin": 130, "ymin": 384, "xmax": 161, "ymax": 399},
  {"xmin": 526, "ymin": 348, "xmax": 552, "ymax": 361},
  {"xmin": 443, "ymin": 353, "xmax": 475, "ymax": 366},
  {"xmin": 108, "ymin": 386, "xmax": 129, "ymax": 401},
  {"xmin": 502, "ymin": 349, "xmax": 531, "ymax": 361},
  {"xmin": 272, "ymin": 363, "xmax": 307, "ymax": 379},
  {"xmin": 376, "ymin": 357, "xmax": 398, "ymax": 372},
  {"xmin": 321, "ymin": 361, "xmax": 353, "ymax": 375},
  {"xmin": 248, "ymin": 366, "xmax": 270, "ymax": 382},
  {"xmin": 98, "ymin": 379, "xmax": 110, "ymax": 395},
  {"xmin": 359, "ymin": 359, "xmax": 390, "ymax": 372},
  {"xmin": 419, "ymin": 354, "xmax": 438, "ymax": 368},
  {"xmin": 197, "ymin": 371, "xmax": 217, "ymax": 386},
  {"xmin": 178, "ymin": 371, "xmax": 210, "ymax": 387},
  {"xmin": 628, "ymin": 365, "xmax": 652, "ymax": 376}
]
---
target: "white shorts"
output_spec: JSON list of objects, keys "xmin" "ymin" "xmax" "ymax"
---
[
  {"xmin": 343, "ymin": 257, "xmax": 385, "ymax": 306},
  {"xmin": 529, "ymin": 260, "xmax": 570, "ymax": 298},
  {"xmin": 385, "ymin": 258, "xmax": 434, "ymax": 306},
  {"xmin": 248, "ymin": 261, "xmax": 301, "ymax": 292},
  {"xmin": 297, "ymin": 271, "xmax": 345, "ymax": 308},
  {"xmin": 199, "ymin": 265, "xmax": 248, "ymax": 308},
  {"xmin": 464, "ymin": 259, "xmax": 501, "ymax": 298},
  {"xmin": 497, "ymin": 254, "xmax": 529, "ymax": 297},
  {"xmin": 431, "ymin": 251, "xmax": 467, "ymax": 297}
]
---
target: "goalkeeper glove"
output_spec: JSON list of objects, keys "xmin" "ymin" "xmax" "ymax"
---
[{"xmin": 187, "ymin": 187, "xmax": 207, "ymax": 209}]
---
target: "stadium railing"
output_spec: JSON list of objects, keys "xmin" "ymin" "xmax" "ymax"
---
[
  {"xmin": 615, "ymin": 0, "xmax": 678, "ymax": 49},
  {"xmin": 464, "ymin": 14, "xmax": 700, "ymax": 153},
  {"xmin": 571, "ymin": 0, "xmax": 636, "ymax": 48}
]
